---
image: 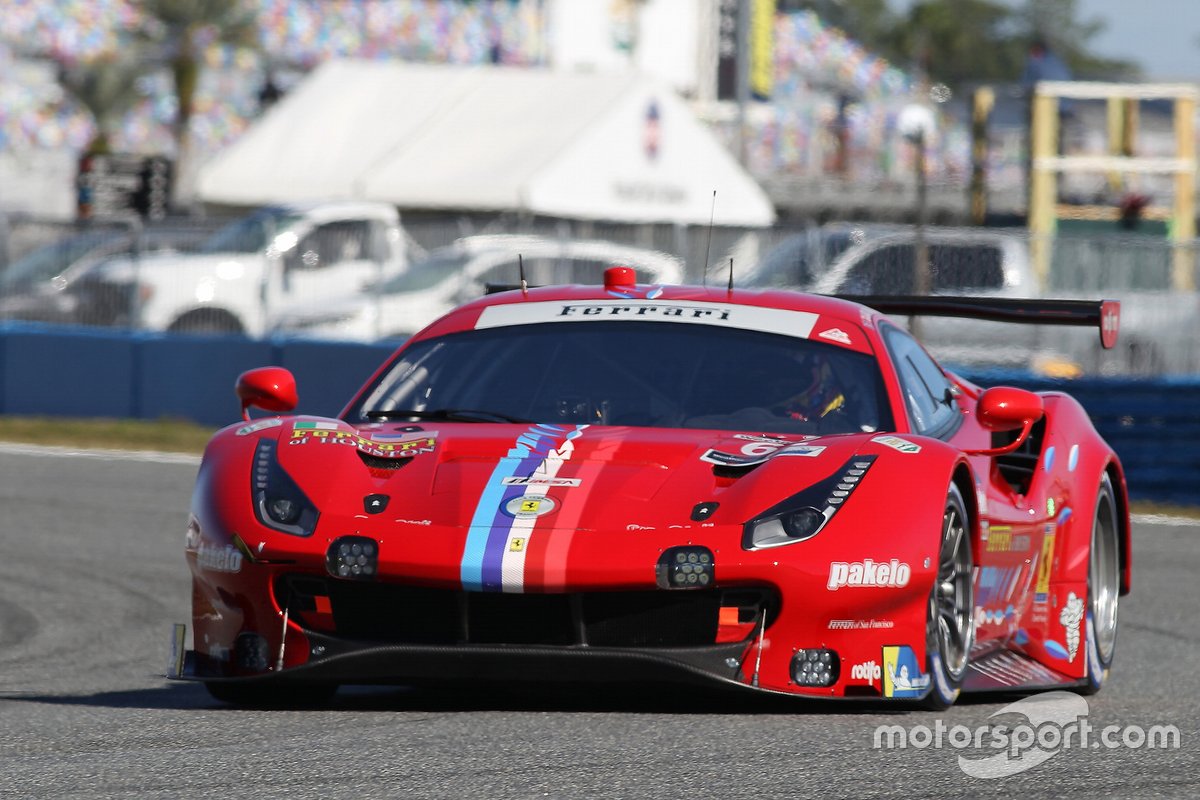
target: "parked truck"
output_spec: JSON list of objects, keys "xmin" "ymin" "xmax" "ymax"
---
[{"xmin": 69, "ymin": 201, "xmax": 408, "ymax": 336}]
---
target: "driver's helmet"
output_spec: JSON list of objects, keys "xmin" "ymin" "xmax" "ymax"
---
[{"xmin": 768, "ymin": 349, "xmax": 846, "ymax": 422}]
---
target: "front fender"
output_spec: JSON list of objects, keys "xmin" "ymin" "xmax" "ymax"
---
[{"xmin": 750, "ymin": 433, "xmax": 975, "ymax": 696}]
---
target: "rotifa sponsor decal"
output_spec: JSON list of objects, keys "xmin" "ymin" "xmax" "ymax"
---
[
  {"xmin": 850, "ymin": 659, "xmax": 883, "ymax": 686},
  {"xmin": 827, "ymin": 559, "xmax": 911, "ymax": 590}
]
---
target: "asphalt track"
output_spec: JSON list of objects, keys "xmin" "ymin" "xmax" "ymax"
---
[{"xmin": 0, "ymin": 444, "xmax": 1196, "ymax": 799}]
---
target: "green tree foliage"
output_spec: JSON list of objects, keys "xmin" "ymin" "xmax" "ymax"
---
[
  {"xmin": 1012, "ymin": 0, "xmax": 1141, "ymax": 80},
  {"xmin": 58, "ymin": 53, "xmax": 148, "ymax": 154},
  {"xmin": 783, "ymin": 0, "xmax": 1141, "ymax": 88},
  {"xmin": 135, "ymin": 0, "xmax": 260, "ymax": 203}
]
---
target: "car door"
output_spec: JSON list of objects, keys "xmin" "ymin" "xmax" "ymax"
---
[{"xmin": 882, "ymin": 323, "xmax": 1047, "ymax": 651}]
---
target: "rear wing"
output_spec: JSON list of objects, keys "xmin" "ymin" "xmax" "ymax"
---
[{"xmin": 834, "ymin": 295, "xmax": 1120, "ymax": 349}]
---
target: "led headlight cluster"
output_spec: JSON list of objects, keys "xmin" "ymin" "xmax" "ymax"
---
[
  {"xmin": 791, "ymin": 648, "xmax": 838, "ymax": 687},
  {"xmin": 656, "ymin": 546, "xmax": 715, "ymax": 589},
  {"xmin": 743, "ymin": 456, "xmax": 876, "ymax": 550},
  {"xmin": 252, "ymin": 439, "xmax": 320, "ymax": 536},
  {"xmin": 327, "ymin": 535, "xmax": 379, "ymax": 580}
]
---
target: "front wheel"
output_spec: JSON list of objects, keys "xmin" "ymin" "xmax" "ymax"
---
[
  {"xmin": 1079, "ymin": 474, "xmax": 1120, "ymax": 694},
  {"xmin": 922, "ymin": 483, "xmax": 974, "ymax": 710}
]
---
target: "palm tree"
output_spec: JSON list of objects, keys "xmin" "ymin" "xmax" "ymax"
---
[
  {"xmin": 136, "ymin": 0, "xmax": 261, "ymax": 206},
  {"xmin": 58, "ymin": 53, "xmax": 149, "ymax": 154}
]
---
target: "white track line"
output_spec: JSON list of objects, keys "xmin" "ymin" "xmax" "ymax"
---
[
  {"xmin": 1131, "ymin": 513, "xmax": 1200, "ymax": 527},
  {"xmin": 0, "ymin": 441, "xmax": 201, "ymax": 466}
]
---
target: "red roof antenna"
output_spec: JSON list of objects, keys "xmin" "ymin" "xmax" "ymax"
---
[{"xmin": 604, "ymin": 266, "xmax": 637, "ymax": 290}]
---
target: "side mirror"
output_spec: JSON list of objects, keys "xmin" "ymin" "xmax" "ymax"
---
[
  {"xmin": 236, "ymin": 367, "xmax": 298, "ymax": 421},
  {"xmin": 965, "ymin": 386, "xmax": 1044, "ymax": 456}
]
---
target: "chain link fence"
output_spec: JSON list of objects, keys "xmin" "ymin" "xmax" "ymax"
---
[{"xmin": 1, "ymin": 209, "xmax": 1196, "ymax": 376}]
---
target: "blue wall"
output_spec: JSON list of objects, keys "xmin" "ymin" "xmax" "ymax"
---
[
  {"xmin": 0, "ymin": 323, "xmax": 1196, "ymax": 504},
  {"xmin": 0, "ymin": 323, "xmax": 394, "ymax": 427}
]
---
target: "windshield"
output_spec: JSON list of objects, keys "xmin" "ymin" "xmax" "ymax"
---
[
  {"xmin": 200, "ymin": 207, "xmax": 303, "ymax": 254},
  {"xmin": 376, "ymin": 248, "xmax": 473, "ymax": 293},
  {"xmin": 350, "ymin": 321, "xmax": 893, "ymax": 435}
]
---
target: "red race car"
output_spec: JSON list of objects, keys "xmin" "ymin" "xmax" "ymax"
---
[{"xmin": 171, "ymin": 267, "xmax": 1129, "ymax": 709}]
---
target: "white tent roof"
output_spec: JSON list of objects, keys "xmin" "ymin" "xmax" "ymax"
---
[{"xmin": 197, "ymin": 60, "xmax": 774, "ymax": 227}]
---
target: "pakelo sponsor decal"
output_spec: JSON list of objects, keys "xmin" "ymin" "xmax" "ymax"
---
[
  {"xmin": 827, "ymin": 558, "xmax": 911, "ymax": 590},
  {"xmin": 850, "ymin": 659, "xmax": 883, "ymax": 686},
  {"xmin": 236, "ymin": 418, "xmax": 284, "ymax": 436},
  {"xmin": 503, "ymin": 495, "xmax": 557, "ymax": 519},
  {"xmin": 197, "ymin": 541, "xmax": 243, "ymax": 573},
  {"xmin": 871, "ymin": 435, "xmax": 920, "ymax": 454},
  {"xmin": 882, "ymin": 645, "xmax": 931, "ymax": 698}
]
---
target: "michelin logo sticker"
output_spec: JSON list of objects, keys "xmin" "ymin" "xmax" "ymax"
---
[
  {"xmin": 882, "ymin": 645, "xmax": 931, "ymax": 698},
  {"xmin": 1059, "ymin": 591, "xmax": 1085, "ymax": 662}
]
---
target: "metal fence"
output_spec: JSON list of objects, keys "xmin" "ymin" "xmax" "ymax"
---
[{"xmin": 2, "ymin": 210, "xmax": 1197, "ymax": 377}]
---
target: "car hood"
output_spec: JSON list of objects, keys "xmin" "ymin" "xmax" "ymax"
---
[{"xmin": 241, "ymin": 417, "xmax": 901, "ymax": 532}]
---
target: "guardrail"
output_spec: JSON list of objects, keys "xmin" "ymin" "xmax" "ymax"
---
[{"xmin": 0, "ymin": 324, "xmax": 1195, "ymax": 505}]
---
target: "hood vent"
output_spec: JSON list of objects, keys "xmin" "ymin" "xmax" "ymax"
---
[{"xmin": 357, "ymin": 451, "xmax": 413, "ymax": 471}]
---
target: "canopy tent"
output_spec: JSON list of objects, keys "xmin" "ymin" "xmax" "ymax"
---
[{"xmin": 197, "ymin": 60, "xmax": 775, "ymax": 227}]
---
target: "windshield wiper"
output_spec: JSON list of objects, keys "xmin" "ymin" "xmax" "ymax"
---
[{"xmin": 365, "ymin": 408, "xmax": 531, "ymax": 424}]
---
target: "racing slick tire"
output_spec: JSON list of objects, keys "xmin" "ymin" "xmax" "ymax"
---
[
  {"xmin": 204, "ymin": 681, "xmax": 339, "ymax": 708},
  {"xmin": 1079, "ymin": 473, "xmax": 1120, "ymax": 695},
  {"xmin": 922, "ymin": 483, "xmax": 974, "ymax": 710}
]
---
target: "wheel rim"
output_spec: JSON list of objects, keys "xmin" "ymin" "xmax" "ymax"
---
[
  {"xmin": 935, "ymin": 497, "xmax": 973, "ymax": 680},
  {"xmin": 1090, "ymin": 486, "xmax": 1120, "ymax": 663}
]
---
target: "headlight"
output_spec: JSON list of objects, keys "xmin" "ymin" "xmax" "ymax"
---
[
  {"xmin": 251, "ymin": 439, "xmax": 319, "ymax": 536},
  {"xmin": 743, "ymin": 456, "xmax": 876, "ymax": 550}
]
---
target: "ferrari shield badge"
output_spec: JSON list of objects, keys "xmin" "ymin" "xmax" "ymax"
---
[{"xmin": 503, "ymin": 495, "xmax": 557, "ymax": 519}]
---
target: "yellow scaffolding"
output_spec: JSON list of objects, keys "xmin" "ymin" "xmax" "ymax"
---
[{"xmin": 1028, "ymin": 81, "xmax": 1197, "ymax": 291}]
